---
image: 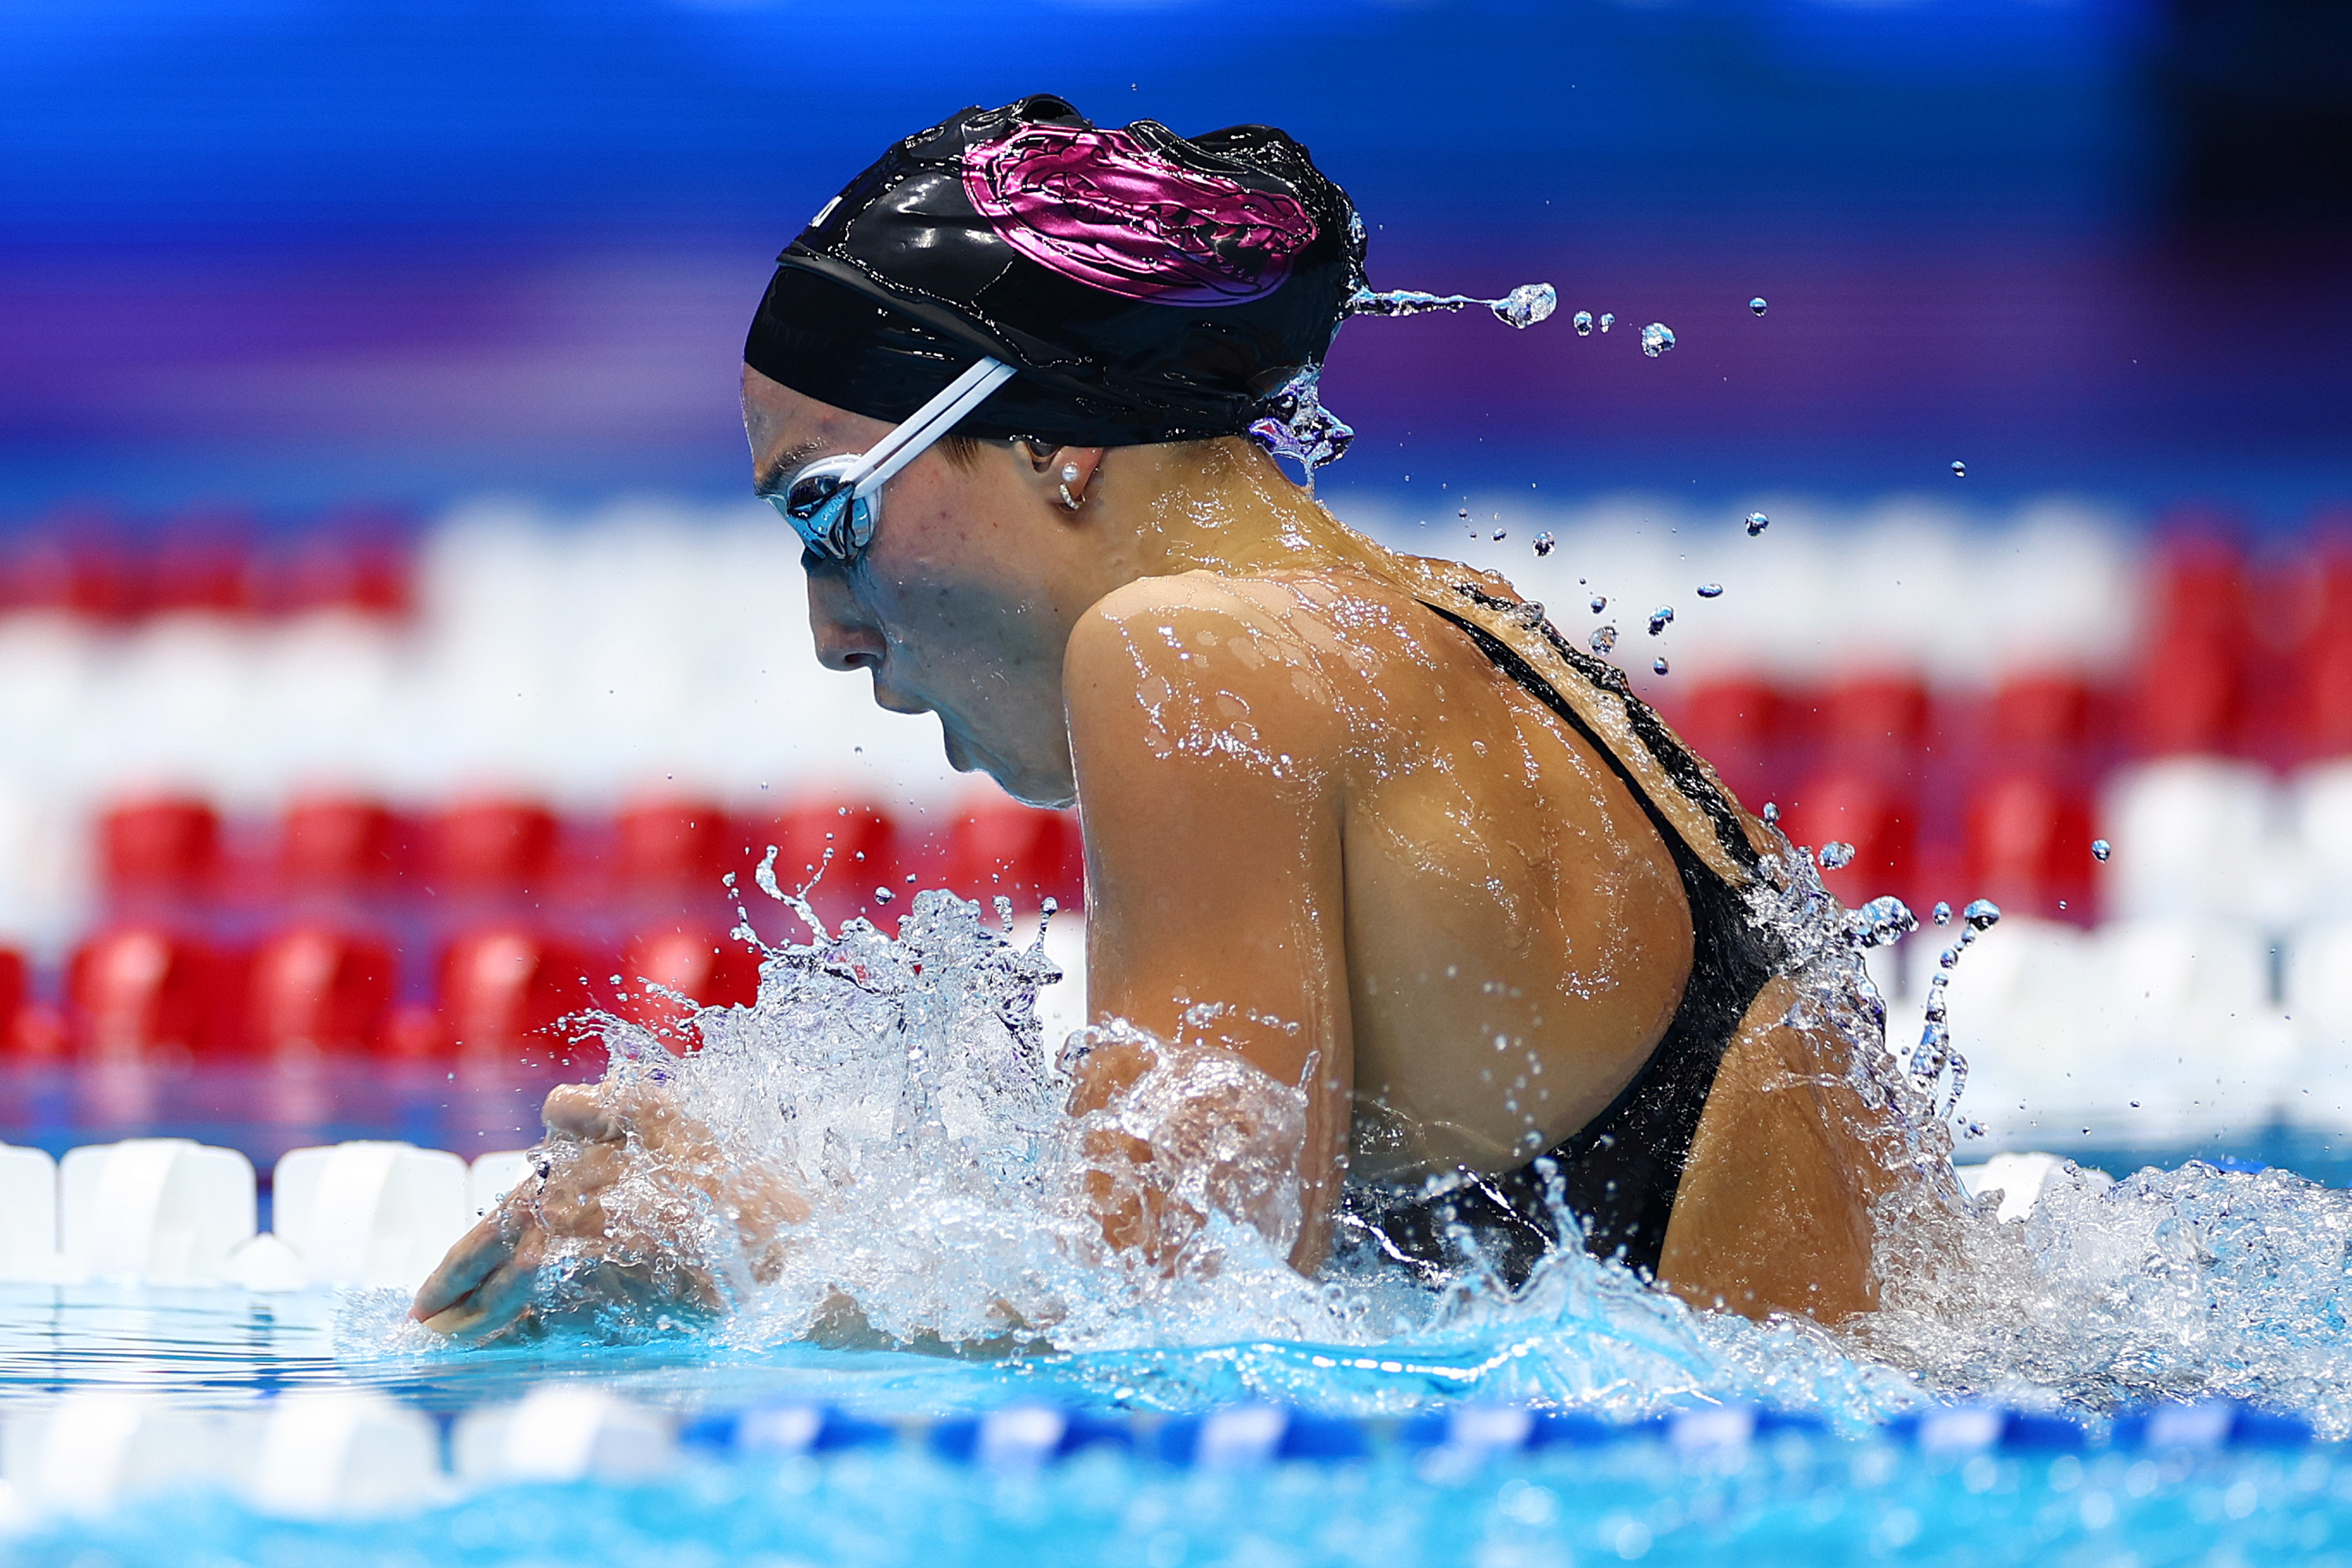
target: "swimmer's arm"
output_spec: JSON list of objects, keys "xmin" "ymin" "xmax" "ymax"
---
[{"xmin": 1062, "ymin": 581, "xmax": 1355, "ymax": 1274}]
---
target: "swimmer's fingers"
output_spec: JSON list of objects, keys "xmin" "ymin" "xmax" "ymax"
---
[
  {"xmin": 409, "ymin": 1200, "xmax": 527, "ymax": 1323},
  {"xmin": 416, "ymin": 1224, "xmax": 547, "ymax": 1339},
  {"xmin": 541, "ymin": 1082, "xmax": 629, "ymax": 1143}
]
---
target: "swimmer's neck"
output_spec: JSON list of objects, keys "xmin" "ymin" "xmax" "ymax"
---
[{"xmin": 1096, "ymin": 436, "xmax": 1360, "ymax": 584}]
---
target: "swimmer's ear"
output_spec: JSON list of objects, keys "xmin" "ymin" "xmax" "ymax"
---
[{"xmin": 1022, "ymin": 442, "xmax": 1105, "ymax": 513}]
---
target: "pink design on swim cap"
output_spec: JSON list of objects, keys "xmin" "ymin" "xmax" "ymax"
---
[{"xmin": 962, "ymin": 123, "xmax": 1317, "ymax": 307}]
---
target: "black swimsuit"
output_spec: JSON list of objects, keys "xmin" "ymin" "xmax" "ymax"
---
[{"xmin": 1338, "ymin": 588, "xmax": 1786, "ymax": 1287}]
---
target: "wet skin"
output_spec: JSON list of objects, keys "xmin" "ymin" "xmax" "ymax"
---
[{"xmin": 411, "ymin": 368, "xmax": 1904, "ymax": 1338}]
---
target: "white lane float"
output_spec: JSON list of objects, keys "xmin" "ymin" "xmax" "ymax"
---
[
  {"xmin": 59, "ymin": 1138, "xmax": 255, "ymax": 1286},
  {"xmin": 269, "ymin": 1141, "xmax": 470, "ymax": 1292}
]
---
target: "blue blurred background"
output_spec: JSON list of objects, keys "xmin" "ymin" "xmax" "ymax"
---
[{"xmin": 5, "ymin": 0, "xmax": 2347, "ymax": 522}]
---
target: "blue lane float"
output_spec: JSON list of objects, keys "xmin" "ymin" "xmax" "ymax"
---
[{"xmin": 681, "ymin": 1399, "xmax": 2318, "ymax": 1468}]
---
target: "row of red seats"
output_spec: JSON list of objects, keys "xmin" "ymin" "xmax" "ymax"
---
[
  {"xmin": 100, "ymin": 793, "xmax": 1083, "ymax": 913},
  {"xmin": 0, "ymin": 920, "xmax": 761, "ymax": 1065},
  {"xmin": 1779, "ymin": 764, "xmax": 2096, "ymax": 921},
  {"xmin": 0, "ymin": 513, "xmax": 413, "ymax": 621}
]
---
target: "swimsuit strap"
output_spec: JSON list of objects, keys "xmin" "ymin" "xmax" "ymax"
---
[{"xmin": 1339, "ymin": 597, "xmax": 1784, "ymax": 1285}]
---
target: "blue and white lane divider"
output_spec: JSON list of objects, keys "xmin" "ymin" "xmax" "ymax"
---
[{"xmin": 682, "ymin": 1399, "xmax": 2321, "ymax": 1468}]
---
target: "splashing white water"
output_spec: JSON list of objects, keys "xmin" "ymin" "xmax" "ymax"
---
[{"xmin": 388, "ymin": 832, "xmax": 2352, "ymax": 1435}]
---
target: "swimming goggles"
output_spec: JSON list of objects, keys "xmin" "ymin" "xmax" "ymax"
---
[{"xmin": 766, "ymin": 356, "xmax": 1018, "ymax": 561}]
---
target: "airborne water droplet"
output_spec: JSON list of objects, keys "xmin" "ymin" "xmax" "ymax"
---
[
  {"xmin": 1590, "ymin": 624, "xmax": 1618, "ymax": 654},
  {"xmin": 1762, "ymin": 801, "xmax": 1780, "ymax": 825},
  {"xmin": 1745, "ymin": 510, "xmax": 1769, "ymax": 537},
  {"xmin": 1639, "ymin": 322, "xmax": 1675, "ymax": 358},
  {"xmin": 873, "ymin": 886, "xmax": 895, "ymax": 904},
  {"xmin": 1932, "ymin": 901, "xmax": 1952, "ymax": 926},
  {"xmin": 1491, "ymin": 282, "xmax": 1557, "ymax": 328},
  {"xmin": 1573, "ymin": 310, "xmax": 1593, "ymax": 336},
  {"xmin": 1590, "ymin": 596, "xmax": 1606, "ymax": 614},
  {"xmin": 1697, "ymin": 583, "xmax": 1723, "ymax": 598},
  {"xmin": 1647, "ymin": 605, "xmax": 1674, "ymax": 635},
  {"xmin": 1951, "ymin": 459, "xmax": 1967, "ymax": 478},
  {"xmin": 1653, "ymin": 657, "xmax": 1669, "ymax": 676},
  {"xmin": 1492, "ymin": 528, "xmax": 1507, "ymax": 541},
  {"xmin": 1533, "ymin": 532, "xmax": 1555, "ymax": 557},
  {"xmin": 1819, "ymin": 841, "xmax": 1857, "ymax": 870},
  {"xmin": 2092, "ymin": 838, "xmax": 2112, "ymax": 862},
  {"xmin": 1598, "ymin": 313, "xmax": 1615, "ymax": 333},
  {"xmin": 1749, "ymin": 296, "xmax": 1768, "ymax": 316},
  {"xmin": 1963, "ymin": 898, "xmax": 2002, "ymax": 931}
]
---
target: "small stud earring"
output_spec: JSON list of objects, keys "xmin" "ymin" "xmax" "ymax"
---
[{"xmin": 1060, "ymin": 463, "xmax": 1080, "ymax": 482}]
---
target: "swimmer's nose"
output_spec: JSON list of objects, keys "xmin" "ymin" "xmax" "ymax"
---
[{"xmin": 806, "ymin": 570, "xmax": 886, "ymax": 675}]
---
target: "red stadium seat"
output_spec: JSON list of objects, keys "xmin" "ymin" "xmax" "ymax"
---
[
  {"xmin": 67, "ymin": 925, "xmax": 232, "ymax": 1059},
  {"xmin": 0, "ymin": 949, "xmax": 23, "ymax": 1054},
  {"xmin": 615, "ymin": 927, "xmax": 760, "ymax": 1040},
  {"xmin": 615, "ymin": 796, "xmax": 733, "ymax": 893},
  {"xmin": 1965, "ymin": 769, "xmax": 2095, "ymax": 922},
  {"xmin": 1671, "ymin": 677, "xmax": 1784, "ymax": 801},
  {"xmin": 1990, "ymin": 673, "xmax": 2096, "ymax": 753},
  {"xmin": 246, "ymin": 924, "xmax": 395, "ymax": 1056},
  {"xmin": 278, "ymin": 794, "xmax": 403, "ymax": 894},
  {"xmin": 148, "ymin": 520, "xmax": 258, "ymax": 615},
  {"xmin": 2130, "ymin": 528, "xmax": 2247, "ymax": 756},
  {"xmin": 263, "ymin": 517, "xmax": 413, "ymax": 618},
  {"xmin": 428, "ymin": 797, "xmax": 558, "ymax": 897},
  {"xmin": 1781, "ymin": 768, "xmax": 1916, "ymax": 904},
  {"xmin": 1821, "ymin": 674, "xmax": 1930, "ymax": 757},
  {"xmin": 99, "ymin": 796, "xmax": 222, "ymax": 901},
  {"xmin": 436, "ymin": 926, "xmax": 597, "ymax": 1061},
  {"xmin": 942, "ymin": 797, "xmax": 1083, "ymax": 911}
]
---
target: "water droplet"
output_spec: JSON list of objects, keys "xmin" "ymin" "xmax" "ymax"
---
[
  {"xmin": 1589, "ymin": 623, "xmax": 1618, "ymax": 654},
  {"xmin": 1819, "ymin": 841, "xmax": 1857, "ymax": 870},
  {"xmin": 1762, "ymin": 801, "xmax": 1780, "ymax": 825},
  {"xmin": 1653, "ymin": 657, "xmax": 1670, "ymax": 676},
  {"xmin": 1963, "ymin": 898, "xmax": 2002, "ymax": 931},
  {"xmin": 1492, "ymin": 528, "xmax": 1507, "ymax": 541},
  {"xmin": 873, "ymin": 887, "xmax": 895, "ymax": 904},
  {"xmin": 1589, "ymin": 596, "xmax": 1606, "ymax": 614},
  {"xmin": 1849, "ymin": 895, "xmax": 1918, "ymax": 948},
  {"xmin": 2092, "ymin": 838, "xmax": 2112, "ymax": 862},
  {"xmin": 1744, "ymin": 510, "xmax": 1769, "ymax": 536},
  {"xmin": 1573, "ymin": 310, "xmax": 1594, "ymax": 336},
  {"xmin": 1491, "ymin": 281, "xmax": 1557, "ymax": 328},
  {"xmin": 1932, "ymin": 901, "xmax": 1952, "ymax": 926},
  {"xmin": 1599, "ymin": 313, "xmax": 1614, "ymax": 333},
  {"xmin": 1639, "ymin": 321, "xmax": 1675, "ymax": 358},
  {"xmin": 1533, "ymin": 532, "xmax": 1555, "ymax": 557},
  {"xmin": 1457, "ymin": 507, "xmax": 1469, "ymax": 518},
  {"xmin": 1647, "ymin": 605, "xmax": 1674, "ymax": 635},
  {"xmin": 1696, "ymin": 583, "xmax": 1723, "ymax": 598},
  {"xmin": 1749, "ymin": 296, "xmax": 1768, "ymax": 316},
  {"xmin": 1951, "ymin": 459, "xmax": 1967, "ymax": 478}
]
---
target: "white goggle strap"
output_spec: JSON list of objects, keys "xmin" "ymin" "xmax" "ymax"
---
[{"xmin": 844, "ymin": 357, "xmax": 1018, "ymax": 500}]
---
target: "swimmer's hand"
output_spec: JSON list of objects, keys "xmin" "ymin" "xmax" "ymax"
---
[{"xmin": 408, "ymin": 1080, "xmax": 808, "ymax": 1341}]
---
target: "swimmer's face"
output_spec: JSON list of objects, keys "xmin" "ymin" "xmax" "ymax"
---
[{"xmin": 742, "ymin": 366, "xmax": 1095, "ymax": 808}]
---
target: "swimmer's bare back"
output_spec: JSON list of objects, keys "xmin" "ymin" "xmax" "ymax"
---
[{"xmin": 1063, "ymin": 562, "xmax": 1897, "ymax": 1323}]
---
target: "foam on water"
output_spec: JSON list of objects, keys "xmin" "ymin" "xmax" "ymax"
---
[{"xmin": 359, "ymin": 829, "xmax": 2352, "ymax": 1436}]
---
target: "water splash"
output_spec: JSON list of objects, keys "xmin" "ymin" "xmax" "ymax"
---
[
  {"xmin": 383, "ymin": 829, "xmax": 2352, "ymax": 1438},
  {"xmin": 1639, "ymin": 322, "xmax": 1675, "ymax": 358},
  {"xmin": 1647, "ymin": 605, "xmax": 1674, "ymax": 636},
  {"xmin": 1590, "ymin": 623, "xmax": 1618, "ymax": 655},
  {"xmin": 1818, "ymin": 841, "xmax": 1857, "ymax": 871},
  {"xmin": 1348, "ymin": 282, "xmax": 1556, "ymax": 329},
  {"xmin": 1247, "ymin": 366, "xmax": 1355, "ymax": 473}
]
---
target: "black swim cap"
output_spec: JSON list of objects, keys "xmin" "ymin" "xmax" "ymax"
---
[{"xmin": 743, "ymin": 95, "xmax": 1367, "ymax": 450}]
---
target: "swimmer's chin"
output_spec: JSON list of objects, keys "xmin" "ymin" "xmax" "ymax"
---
[{"xmin": 940, "ymin": 727, "xmax": 1076, "ymax": 809}]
